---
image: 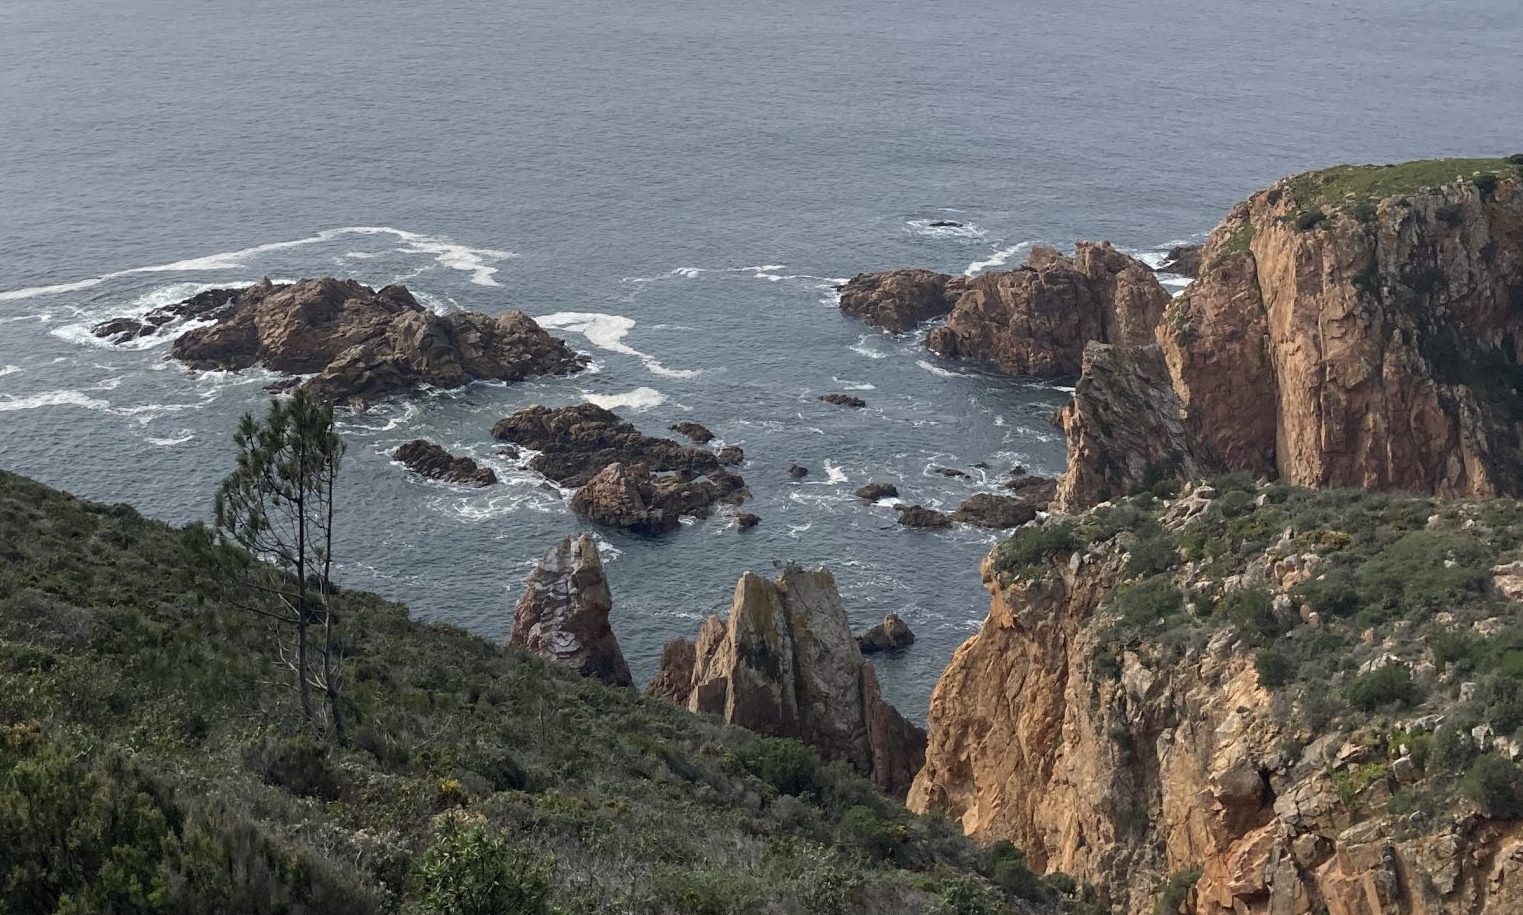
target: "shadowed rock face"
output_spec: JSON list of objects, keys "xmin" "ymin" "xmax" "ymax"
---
[
  {"xmin": 493, "ymin": 404, "xmax": 748, "ymax": 531},
  {"xmin": 155, "ymin": 277, "xmax": 586, "ymax": 407},
  {"xmin": 391, "ymin": 439, "xmax": 497, "ymax": 487},
  {"xmin": 509, "ymin": 535, "xmax": 631, "ymax": 687},
  {"xmin": 648, "ymin": 565, "xmax": 926, "ymax": 796}
]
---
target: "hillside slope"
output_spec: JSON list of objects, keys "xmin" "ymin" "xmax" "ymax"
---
[{"xmin": 0, "ymin": 469, "xmax": 1059, "ymax": 915}]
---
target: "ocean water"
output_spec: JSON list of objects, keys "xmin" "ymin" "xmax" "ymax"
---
[{"xmin": 2, "ymin": 0, "xmax": 1519, "ymax": 718}]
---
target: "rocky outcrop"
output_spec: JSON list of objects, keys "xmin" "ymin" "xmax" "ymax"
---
[
  {"xmin": 950, "ymin": 493, "xmax": 1039, "ymax": 529},
  {"xmin": 509, "ymin": 535, "xmax": 630, "ymax": 687},
  {"xmin": 1160, "ymin": 243, "xmax": 1204, "ymax": 278},
  {"xmin": 493, "ymin": 404, "xmax": 747, "ymax": 531},
  {"xmin": 670, "ymin": 421, "xmax": 714, "ymax": 444},
  {"xmin": 819, "ymin": 393, "xmax": 867, "ymax": 408},
  {"xmin": 155, "ymin": 278, "xmax": 586, "ymax": 407},
  {"xmin": 837, "ymin": 269, "xmax": 965, "ymax": 333},
  {"xmin": 391, "ymin": 439, "xmax": 498, "ymax": 487},
  {"xmin": 568, "ymin": 461, "xmax": 746, "ymax": 534},
  {"xmin": 787, "ymin": 463, "xmax": 809, "ymax": 479},
  {"xmin": 651, "ymin": 565, "xmax": 926, "ymax": 796},
  {"xmin": 93, "ymin": 287, "xmax": 244, "ymax": 344},
  {"xmin": 855, "ymin": 482, "xmax": 900, "ymax": 501},
  {"xmin": 858, "ymin": 613, "xmax": 915, "ymax": 654},
  {"xmin": 925, "ymin": 242, "xmax": 1169, "ymax": 376},
  {"xmin": 896, "ymin": 505, "xmax": 952, "ymax": 529},
  {"xmin": 1054, "ymin": 343, "xmax": 1216, "ymax": 511},
  {"xmin": 909, "ymin": 483, "xmax": 1523, "ymax": 914},
  {"xmin": 1003, "ymin": 472, "xmax": 1057, "ymax": 511},
  {"xmin": 645, "ymin": 638, "xmax": 696, "ymax": 704},
  {"xmin": 1070, "ymin": 162, "xmax": 1523, "ymax": 506}
]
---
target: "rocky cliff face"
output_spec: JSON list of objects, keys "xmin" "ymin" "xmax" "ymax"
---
[
  {"xmin": 510, "ymin": 535, "xmax": 631, "ymax": 686},
  {"xmin": 910, "ymin": 481, "xmax": 1523, "ymax": 914},
  {"xmin": 649, "ymin": 565, "xmax": 926, "ymax": 796},
  {"xmin": 136, "ymin": 277, "xmax": 587, "ymax": 407},
  {"xmin": 1071, "ymin": 161, "xmax": 1523, "ymax": 507},
  {"xmin": 926, "ymin": 242, "xmax": 1169, "ymax": 376}
]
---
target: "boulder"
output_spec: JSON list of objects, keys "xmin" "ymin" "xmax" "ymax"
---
[
  {"xmin": 736, "ymin": 512, "xmax": 761, "ymax": 530},
  {"xmin": 1002, "ymin": 472, "xmax": 1057, "ymax": 511},
  {"xmin": 896, "ymin": 505, "xmax": 952, "ymax": 529},
  {"xmin": 932, "ymin": 466, "xmax": 968, "ymax": 478},
  {"xmin": 950, "ymin": 493, "xmax": 1038, "ymax": 529},
  {"xmin": 670, "ymin": 421, "xmax": 714, "ymax": 444},
  {"xmin": 158, "ymin": 277, "xmax": 587, "ymax": 407},
  {"xmin": 858, "ymin": 613, "xmax": 916, "ymax": 654},
  {"xmin": 819, "ymin": 393, "xmax": 867, "ymax": 408},
  {"xmin": 391, "ymin": 439, "xmax": 497, "ymax": 487},
  {"xmin": 787, "ymin": 463, "xmax": 809, "ymax": 479},
  {"xmin": 855, "ymin": 482, "xmax": 900, "ymax": 501},
  {"xmin": 652, "ymin": 565, "xmax": 926, "ymax": 795},
  {"xmin": 509, "ymin": 535, "xmax": 630, "ymax": 686},
  {"xmin": 837, "ymin": 269, "xmax": 964, "ymax": 333},
  {"xmin": 92, "ymin": 287, "xmax": 244, "ymax": 344},
  {"xmin": 715, "ymin": 446, "xmax": 745, "ymax": 466}
]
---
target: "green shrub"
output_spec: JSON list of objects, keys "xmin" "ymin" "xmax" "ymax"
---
[
  {"xmin": 834, "ymin": 805, "xmax": 901, "ymax": 861},
  {"xmin": 1125, "ymin": 526, "xmax": 1179, "ymax": 579},
  {"xmin": 1346, "ymin": 665, "xmax": 1418, "ymax": 711},
  {"xmin": 1255, "ymin": 646, "xmax": 1295, "ymax": 688},
  {"xmin": 1460, "ymin": 755, "xmax": 1523, "ymax": 818},
  {"xmin": 1431, "ymin": 630, "xmax": 1484, "ymax": 673},
  {"xmin": 1294, "ymin": 209, "xmax": 1327, "ymax": 231},
  {"xmin": 1218, "ymin": 489, "xmax": 1255, "ymax": 518},
  {"xmin": 1471, "ymin": 674, "xmax": 1523, "ymax": 733},
  {"xmin": 1475, "ymin": 174, "xmax": 1500, "ymax": 198},
  {"xmin": 244, "ymin": 735, "xmax": 341, "ymax": 801},
  {"xmin": 1220, "ymin": 588, "xmax": 1286, "ymax": 641},
  {"xmin": 995, "ymin": 521, "xmax": 1079, "ymax": 576},
  {"xmin": 1429, "ymin": 725, "xmax": 1477, "ymax": 774},
  {"xmin": 1292, "ymin": 570, "xmax": 1360, "ymax": 617},
  {"xmin": 1154, "ymin": 866, "xmax": 1202, "ymax": 915},
  {"xmin": 983, "ymin": 840, "xmax": 1049, "ymax": 903},
  {"xmin": 735, "ymin": 738, "xmax": 822, "ymax": 797},
  {"xmin": 410, "ymin": 816, "xmax": 553, "ymax": 915},
  {"xmin": 1112, "ymin": 577, "xmax": 1184, "ymax": 627},
  {"xmin": 1356, "ymin": 530, "xmax": 1494, "ymax": 619},
  {"xmin": 938, "ymin": 878, "xmax": 1002, "ymax": 915}
]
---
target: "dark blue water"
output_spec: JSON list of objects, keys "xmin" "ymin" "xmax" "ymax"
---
[{"xmin": 3, "ymin": 0, "xmax": 1520, "ymax": 717}]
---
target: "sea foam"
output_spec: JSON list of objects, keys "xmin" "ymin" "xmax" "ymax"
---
[{"xmin": 535, "ymin": 311, "xmax": 700, "ymax": 379}]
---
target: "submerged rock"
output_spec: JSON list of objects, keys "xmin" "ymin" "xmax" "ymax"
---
[
  {"xmin": 855, "ymin": 482, "xmax": 900, "ymax": 501},
  {"xmin": 818, "ymin": 393, "xmax": 867, "ymax": 408},
  {"xmin": 857, "ymin": 613, "xmax": 916, "ymax": 654},
  {"xmin": 735, "ymin": 512, "xmax": 761, "ymax": 530},
  {"xmin": 651, "ymin": 565, "xmax": 926, "ymax": 795},
  {"xmin": 896, "ymin": 505, "xmax": 952, "ymax": 529},
  {"xmin": 391, "ymin": 439, "xmax": 497, "ymax": 487},
  {"xmin": 160, "ymin": 277, "xmax": 587, "ymax": 407},
  {"xmin": 509, "ymin": 535, "xmax": 631, "ymax": 686},
  {"xmin": 92, "ymin": 287, "xmax": 244, "ymax": 344},
  {"xmin": 787, "ymin": 463, "xmax": 809, "ymax": 479}
]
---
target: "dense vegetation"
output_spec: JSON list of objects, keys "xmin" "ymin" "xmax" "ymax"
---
[
  {"xmin": 1282, "ymin": 155, "xmax": 1523, "ymax": 213},
  {"xmin": 993, "ymin": 473, "xmax": 1523, "ymax": 826},
  {"xmin": 0, "ymin": 469, "xmax": 1061, "ymax": 915}
]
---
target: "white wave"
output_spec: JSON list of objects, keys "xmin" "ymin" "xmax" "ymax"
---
[
  {"xmin": 0, "ymin": 365, "xmax": 20, "ymax": 378},
  {"xmin": 581, "ymin": 386, "xmax": 666, "ymax": 411},
  {"xmin": 0, "ymin": 390, "xmax": 111, "ymax": 413},
  {"xmin": 993, "ymin": 414, "xmax": 1007, "ymax": 427},
  {"xmin": 822, "ymin": 461, "xmax": 848, "ymax": 484},
  {"xmin": 906, "ymin": 218, "xmax": 988, "ymax": 240},
  {"xmin": 144, "ymin": 432, "xmax": 195, "ymax": 447},
  {"xmin": 830, "ymin": 376, "xmax": 876, "ymax": 390},
  {"xmin": 0, "ymin": 226, "xmax": 511, "ymax": 302},
  {"xmin": 965, "ymin": 242, "xmax": 1030, "ymax": 276},
  {"xmin": 850, "ymin": 335, "xmax": 889, "ymax": 360},
  {"xmin": 916, "ymin": 359, "xmax": 970, "ymax": 378},
  {"xmin": 672, "ymin": 267, "xmax": 704, "ymax": 279},
  {"xmin": 535, "ymin": 311, "xmax": 700, "ymax": 379}
]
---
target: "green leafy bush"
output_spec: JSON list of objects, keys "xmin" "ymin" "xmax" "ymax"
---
[
  {"xmin": 1430, "ymin": 725, "xmax": 1477, "ymax": 774},
  {"xmin": 1291, "ymin": 570, "xmax": 1361, "ymax": 617},
  {"xmin": 1153, "ymin": 867, "xmax": 1201, "ymax": 915},
  {"xmin": 1461, "ymin": 755, "xmax": 1523, "ymax": 818},
  {"xmin": 995, "ymin": 521, "xmax": 1079, "ymax": 577},
  {"xmin": 834, "ymin": 805, "xmax": 902, "ymax": 861},
  {"xmin": 244, "ymin": 735, "xmax": 341, "ymax": 801},
  {"xmin": 1220, "ymin": 588, "xmax": 1286, "ymax": 641},
  {"xmin": 1112, "ymin": 577, "xmax": 1184, "ymax": 627},
  {"xmin": 410, "ymin": 816, "xmax": 553, "ymax": 915},
  {"xmin": 1346, "ymin": 665, "xmax": 1418, "ymax": 711},
  {"xmin": 1356, "ymin": 530, "xmax": 1494, "ymax": 620},
  {"xmin": 1255, "ymin": 646, "xmax": 1295, "ymax": 689},
  {"xmin": 735, "ymin": 737, "xmax": 822, "ymax": 797},
  {"xmin": 983, "ymin": 840, "xmax": 1050, "ymax": 903}
]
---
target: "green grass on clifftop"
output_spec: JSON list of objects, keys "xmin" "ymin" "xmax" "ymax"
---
[
  {"xmin": 0, "ymin": 469, "xmax": 1066, "ymax": 915},
  {"xmin": 1284, "ymin": 156, "xmax": 1523, "ymax": 210}
]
